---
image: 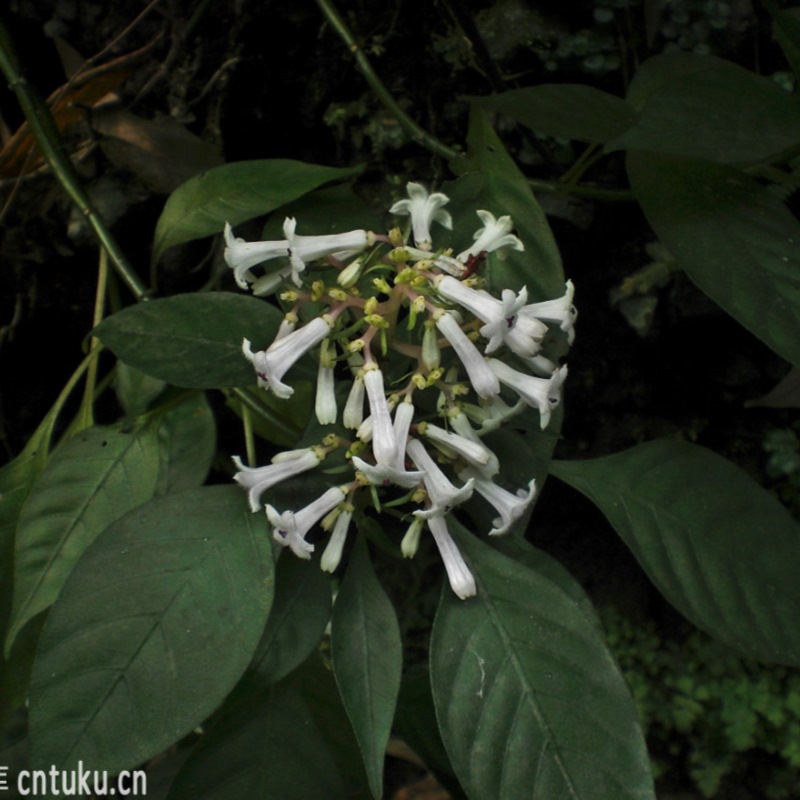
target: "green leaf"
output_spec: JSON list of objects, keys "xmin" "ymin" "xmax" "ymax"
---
[
  {"xmin": 166, "ymin": 684, "xmax": 348, "ymax": 800},
  {"xmin": 550, "ymin": 440, "xmax": 800, "ymax": 666},
  {"xmin": 775, "ymin": 8, "xmax": 800, "ymax": 80},
  {"xmin": 607, "ymin": 53, "xmax": 800, "ymax": 163},
  {"xmin": 114, "ymin": 362, "xmax": 166, "ymax": 419},
  {"xmin": 0, "ymin": 417, "xmax": 55, "ymax": 645},
  {"xmin": 628, "ymin": 151, "xmax": 800, "ymax": 367},
  {"xmin": 430, "ymin": 525, "xmax": 655, "ymax": 800},
  {"xmin": 153, "ymin": 392, "xmax": 217, "ymax": 494},
  {"xmin": 331, "ymin": 537, "xmax": 402, "ymax": 799},
  {"xmin": 260, "ymin": 183, "xmax": 384, "ymax": 239},
  {"xmin": 470, "ymin": 85, "xmax": 636, "ymax": 143},
  {"xmin": 250, "ymin": 553, "xmax": 332, "ymax": 685},
  {"xmin": 445, "ymin": 106, "xmax": 564, "ymax": 301},
  {"xmin": 94, "ymin": 293, "xmax": 283, "ymax": 388},
  {"xmin": 6, "ymin": 424, "xmax": 160, "ymax": 655},
  {"xmin": 28, "ymin": 486, "xmax": 274, "ymax": 774},
  {"xmin": 152, "ymin": 159, "xmax": 363, "ymax": 264},
  {"xmin": 394, "ymin": 664, "xmax": 458, "ymax": 790}
]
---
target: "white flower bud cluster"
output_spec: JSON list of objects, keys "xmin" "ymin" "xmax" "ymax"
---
[{"xmin": 224, "ymin": 182, "xmax": 576, "ymax": 599}]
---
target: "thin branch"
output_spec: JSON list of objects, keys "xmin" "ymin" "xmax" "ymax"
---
[
  {"xmin": 315, "ymin": 0, "xmax": 633, "ymax": 202},
  {"xmin": 315, "ymin": 0, "xmax": 459, "ymax": 161},
  {"xmin": 0, "ymin": 16, "xmax": 148, "ymax": 301}
]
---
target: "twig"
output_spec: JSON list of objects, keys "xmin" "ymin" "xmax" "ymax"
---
[
  {"xmin": 315, "ymin": 0, "xmax": 458, "ymax": 161},
  {"xmin": 315, "ymin": 0, "xmax": 633, "ymax": 202},
  {"xmin": 0, "ymin": 15, "xmax": 148, "ymax": 301}
]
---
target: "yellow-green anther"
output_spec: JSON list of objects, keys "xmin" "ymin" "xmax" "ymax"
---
[
  {"xmin": 394, "ymin": 267, "xmax": 417, "ymax": 285},
  {"xmin": 373, "ymin": 276, "xmax": 392, "ymax": 294},
  {"xmin": 311, "ymin": 445, "xmax": 328, "ymax": 461},
  {"xmin": 347, "ymin": 440, "xmax": 368, "ymax": 459},
  {"xmin": 417, "ymin": 421, "xmax": 429, "ymax": 435},
  {"xmin": 411, "ymin": 273, "xmax": 428, "ymax": 288},
  {"xmin": 389, "ymin": 247, "xmax": 410, "ymax": 263},
  {"xmin": 322, "ymin": 432, "xmax": 341, "ymax": 448},
  {"xmin": 280, "ymin": 290, "xmax": 299, "ymax": 302},
  {"xmin": 426, "ymin": 367, "xmax": 444, "ymax": 386},
  {"xmin": 311, "ymin": 280, "xmax": 326, "ymax": 301},
  {"xmin": 320, "ymin": 338, "xmax": 336, "ymax": 368},
  {"xmin": 328, "ymin": 287, "xmax": 348, "ymax": 302},
  {"xmin": 411, "ymin": 487, "xmax": 427, "ymax": 504},
  {"xmin": 364, "ymin": 296, "xmax": 379, "ymax": 315},
  {"xmin": 365, "ymin": 314, "xmax": 388, "ymax": 329},
  {"xmin": 348, "ymin": 338, "xmax": 365, "ymax": 353},
  {"xmin": 388, "ymin": 227, "xmax": 403, "ymax": 245}
]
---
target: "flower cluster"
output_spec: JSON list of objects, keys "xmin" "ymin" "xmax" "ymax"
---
[{"xmin": 225, "ymin": 182, "xmax": 576, "ymax": 599}]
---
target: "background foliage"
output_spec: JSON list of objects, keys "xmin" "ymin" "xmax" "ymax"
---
[{"xmin": 3, "ymin": 0, "xmax": 800, "ymax": 798}]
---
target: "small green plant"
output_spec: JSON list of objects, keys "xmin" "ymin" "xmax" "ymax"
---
[{"xmin": 604, "ymin": 607, "xmax": 800, "ymax": 797}]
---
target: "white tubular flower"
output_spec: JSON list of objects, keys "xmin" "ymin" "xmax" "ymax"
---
[
  {"xmin": 392, "ymin": 399, "xmax": 415, "ymax": 462},
  {"xmin": 321, "ymin": 504, "xmax": 354, "ymax": 573},
  {"xmin": 421, "ymin": 321, "xmax": 440, "ymax": 370},
  {"xmin": 223, "ymin": 223, "xmax": 289, "ymax": 290},
  {"xmin": 407, "ymin": 438, "xmax": 474, "ymax": 518},
  {"xmin": 436, "ymin": 277, "xmax": 546, "ymax": 357},
  {"xmin": 343, "ymin": 371, "xmax": 366, "ymax": 429},
  {"xmin": 458, "ymin": 210, "xmax": 524, "ymax": 262},
  {"xmin": 449, "ymin": 410, "xmax": 500, "ymax": 477},
  {"xmin": 420, "ymin": 422, "xmax": 494, "ymax": 472},
  {"xmin": 427, "ymin": 514, "xmax": 476, "ymax": 599},
  {"xmin": 274, "ymin": 315, "xmax": 297, "ymax": 341},
  {"xmin": 389, "ymin": 182, "xmax": 452, "ymax": 250},
  {"xmin": 352, "ymin": 398, "xmax": 425, "ymax": 488},
  {"xmin": 243, "ymin": 316, "xmax": 332, "ymax": 399},
  {"xmin": 252, "ymin": 267, "xmax": 292, "ymax": 296},
  {"xmin": 352, "ymin": 455, "xmax": 425, "ymax": 489},
  {"xmin": 267, "ymin": 486, "xmax": 346, "ymax": 559},
  {"xmin": 462, "ymin": 395, "xmax": 525, "ymax": 434},
  {"xmin": 435, "ymin": 311, "xmax": 500, "ymax": 399},
  {"xmin": 232, "ymin": 449, "xmax": 321, "ymax": 512},
  {"xmin": 315, "ymin": 364, "xmax": 337, "ymax": 425},
  {"xmin": 488, "ymin": 360, "xmax": 568, "ymax": 430},
  {"xmin": 315, "ymin": 339, "xmax": 337, "ymax": 425},
  {"xmin": 356, "ymin": 415, "xmax": 373, "ymax": 443},
  {"xmin": 284, "ymin": 217, "xmax": 370, "ymax": 286},
  {"xmin": 363, "ymin": 367, "xmax": 397, "ymax": 466},
  {"xmin": 459, "ymin": 468, "xmax": 536, "ymax": 536},
  {"xmin": 519, "ymin": 280, "xmax": 578, "ymax": 345}
]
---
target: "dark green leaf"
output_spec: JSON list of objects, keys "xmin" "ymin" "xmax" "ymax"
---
[
  {"xmin": 94, "ymin": 293, "xmax": 283, "ymax": 388},
  {"xmin": 471, "ymin": 85, "xmax": 636, "ymax": 143},
  {"xmin": 331, "ymin": 537, "xmax": 402, "ymax": 799},
  {"xmin": 260, "ymin": 183, "xmax": 384, "ymax": 239},
  {"xmin": 431, "ymin": 524, "xmax": 655, "ymax": 800},
  {"xmin": 627, "ymin": 151, "xmax": 800, "ymax": 367},
  {"xmin": 28, "ymin": 486, "xmax": 274, "ymax": 774},
  {"xmin": 152, "ymin": 160, "xmax": 363, "ymax": 263},
  {"xmin": 154, "ymin": 392, "xmax": 217, "ymax": 494},
  {"xmin": 166, "ymin": 686, "xmax": 347, "ymax": 800},
  {"xmin": 251, "ymin": 553, "xmax": 332, "ymax": 685},
  {"xmin": 6, "ymin": 424, "xmax": 160, "ymax": 655},
  {"xmin": 775, "ymin": 8, "xmax": 800, "ymax": 80},
  {"xmin": 445, "ymin": 107, "xmax": 564, "ymax": 301},
  {"xmin": 394, "ymin": 664, "xmax": 458, "ymax": 791},
  {"xmin": 114, "ymin": 362, "xmax": 166, "ymax": 418},
  {"xmin": 607, "ymin": 53, "xmax": 800, "ymax": 163},
  {"xmin": 0, "ymin": 418, "xmax": 54, "ymax": 646},
  {"xmin": 551, "ymin": 440, "xmax": 800, "ymax": 666}
]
